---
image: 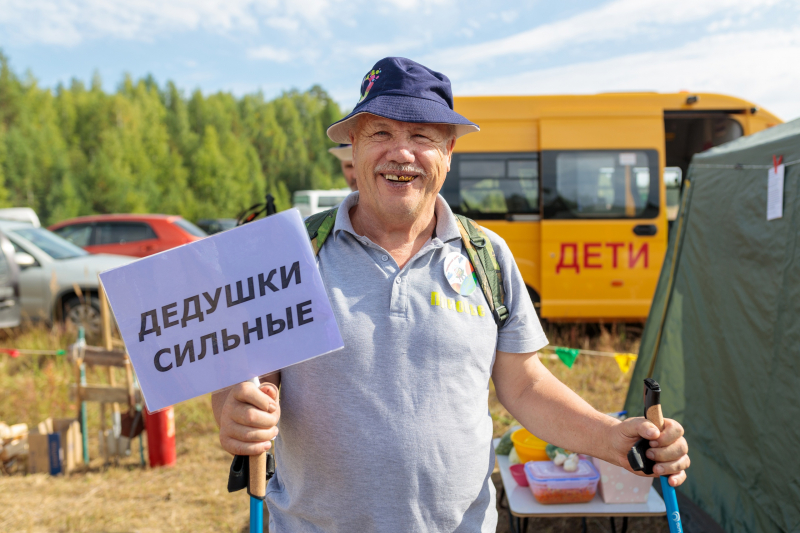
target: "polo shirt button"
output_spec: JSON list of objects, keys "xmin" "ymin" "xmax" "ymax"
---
[
  {"xmin": 381, "ymin": 255, "xmax": 389, "ymax": 262},
  {"xmin": 395, "ymin": 277, "xmax": 401, "ymax": 284}
]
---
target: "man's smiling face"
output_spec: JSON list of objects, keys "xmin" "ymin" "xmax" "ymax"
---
[{"xmin": 350, "ymin": 114, "xmax": 456, "ymax": 225}]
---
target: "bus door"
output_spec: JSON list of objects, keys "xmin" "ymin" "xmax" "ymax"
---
[{"xmin": 538, "ymin": 116, "xmax": 667, "ymax": 321}]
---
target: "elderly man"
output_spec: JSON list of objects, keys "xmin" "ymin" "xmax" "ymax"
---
[
  {"xmin": 328, "ymin": 143, "xmax": 358, "ymax": 191},
  {"xmin": 213, "ymin": 57, "xmax": 690, "ymax": 532}
]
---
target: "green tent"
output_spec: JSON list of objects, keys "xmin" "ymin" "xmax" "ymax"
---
[{"xmin": 624, "ymin": 118, "xmax": 800, "ymax": 533}]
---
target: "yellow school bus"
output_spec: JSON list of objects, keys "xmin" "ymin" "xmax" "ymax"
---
[{"xmin": 447, "ymin": 92, "xmax": 781, "ymax": 322}]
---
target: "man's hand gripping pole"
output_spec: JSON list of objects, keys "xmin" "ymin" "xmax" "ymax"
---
[
  {"xmin": 226, "ymin": 377, "xmax": 276, "ymax": 498},
  {"xmin": 627, "ymin": 378, "xmax": 683, "ymax": 533}
]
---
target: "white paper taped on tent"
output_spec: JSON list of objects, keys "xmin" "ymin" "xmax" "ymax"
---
[
  {"xmin": 767, "ymin": 162, "xmax": 784, "ymax": 221},
  {"xmin": 100, "ymin": 209, "xmax": 344, "ymax": 412}
]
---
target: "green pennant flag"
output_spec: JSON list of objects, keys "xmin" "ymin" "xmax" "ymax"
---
[{"xmin": 555, "ymin": 347, "xmax": 579, "ymax": 369}]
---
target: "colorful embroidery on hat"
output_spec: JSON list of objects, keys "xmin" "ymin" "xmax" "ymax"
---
[{"xmin": 358, "ymin": 69, "xmax": 381, "ymax": 103}]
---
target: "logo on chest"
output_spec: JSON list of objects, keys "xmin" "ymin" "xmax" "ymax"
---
[{"xmin": 430, "ymin": 291, "xmax": 486, "ymax": 318}]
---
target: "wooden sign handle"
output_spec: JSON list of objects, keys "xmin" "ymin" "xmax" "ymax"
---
[
  {"xmin": 249, "ymin": 452, "xmax": 267, "ymax": 499},
  {"xmin": 247, "ymin": 377, "xmax": 277, "ymax": 500}
]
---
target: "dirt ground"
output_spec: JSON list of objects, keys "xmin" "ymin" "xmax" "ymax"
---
[
  {"xmin": 0, "ymin": 323, "xmax": 672, "ymax": 532},
  {"xmin": 0, "ymin": 446, "xmax": 669, "ymax": 533}
]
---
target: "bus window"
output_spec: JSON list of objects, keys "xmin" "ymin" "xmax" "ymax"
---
[
  {"xmin": 294, "ymin": 195, "xmax": 310, "ymax": 205},
  {"xmin": 542, "ymin": 150, "xmax": 659, "ymax": 219},
  {"xmin": 665, "ymin": 114, "xmax": 743, "ymax": 178},
  {"xmin": 447, "ymin": 153, "xmax": 539, "ymax": 218}
]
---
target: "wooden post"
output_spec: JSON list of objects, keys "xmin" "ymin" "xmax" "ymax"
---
[
  {"xmin": 99, "ymin": 281, "xmax": 120, "ymax": 462},
  {"xmin": 100, "ymin": 400, "xmax": 107, "ymax": 464},
  {"xmin": 99, "ymin": 280, "xmax": 113, "ymax": 352},
  {"xmin": 125, "ymin": 358, "xmax": 135, "ymax": 411}
]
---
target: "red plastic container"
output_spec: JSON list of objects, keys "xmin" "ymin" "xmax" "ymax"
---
[
  {"xmin": 509, "ymin": 464, "xmax": 529, "ymax": 486},
  {"xmin": 145, "ymin": 406, "xmax": 176, "ymax": 467}
]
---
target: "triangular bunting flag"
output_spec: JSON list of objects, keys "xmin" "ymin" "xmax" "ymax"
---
[
  {"xmin": 614, "ymin": 353, "xmax": 637, "ymax": 374},
  {"xmin": 555, "ymin": 347, "xmax": 579, "ymax": 369}
]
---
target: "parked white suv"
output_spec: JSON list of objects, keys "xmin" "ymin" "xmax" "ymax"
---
[
  {"xmin": 0, "ymin": 220, "xmax": 134, "ymax": 335},
  {"xmin": 292, "ymin": 189, "xmax": 351, "ymax": 218}
]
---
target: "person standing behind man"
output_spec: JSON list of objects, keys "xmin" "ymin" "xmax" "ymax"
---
[{"xmin": 328, "ymin": 143, "xmax": 357, "ymax": 191}]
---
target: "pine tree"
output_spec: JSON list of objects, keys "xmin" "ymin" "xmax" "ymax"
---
[{"xmin": 0, "ymin": 49, "xmax": 345, "ymax": 225}]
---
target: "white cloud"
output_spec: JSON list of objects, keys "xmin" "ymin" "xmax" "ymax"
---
[
  {"xmin": 500, "ymin": 10, "xmax": 518, "ymax": 24},
  {"xmin": 456, "ymin": 29, "xmax": 800, "ymax": 121},
  {"xmin": 379, "ymin": 0, "xmax": 451, "ymax": 11},
  {"xmin": 247, "ymin": 45, "xmax": 293, "ymax": 62},
  {"xmin": 0, "ymin": 0, "xmax": 264, "ymax": 45},
  {"xmin": 264, "ymin": 16, "xmax": 300, "ymax": 31},
  {"xmin": 0, "ymin": 0, "xmax": 447, "ymax": 46},
  {"xmin": 425, "ymin": 0, "xmax": 783, "ymax": 68},
  {"xmin": 350, "ymin": 39, "xmax": 422, "ymax": 60}
]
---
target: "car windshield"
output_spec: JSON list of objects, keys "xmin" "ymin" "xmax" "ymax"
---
[
  {"xmin": 11, "ymin": 227, "xmax": 89, "ymax": 260},
  {"xmin": 173, "ymin": 218, "xmax": 208, "ymax": 237}
]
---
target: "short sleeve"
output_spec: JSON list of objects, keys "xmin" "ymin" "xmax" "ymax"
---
[{"xmin": 485, "ymin": 229, "xmax": 549, "ymax": 354}]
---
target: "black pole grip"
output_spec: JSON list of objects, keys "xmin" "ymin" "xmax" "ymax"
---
[{"xmin": 627, "ymin": 378, "xmax": 662, "ymax": 475}]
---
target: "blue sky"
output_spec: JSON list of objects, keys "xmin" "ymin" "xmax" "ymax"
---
[{"xmin": 1, "ymin": 0, "xmax": 799, "ymax": 120}]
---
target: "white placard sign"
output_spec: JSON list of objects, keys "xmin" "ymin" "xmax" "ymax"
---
[
  {"xmin": 767, "ymin": 163, "xmax": 785, "ymax": 221},
  {"xmin": 100, "ymin": 209, "xmax": 343, "ymax": 412}
]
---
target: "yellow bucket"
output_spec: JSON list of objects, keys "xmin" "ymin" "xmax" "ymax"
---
[{"xmin": 511, "ymin": 428, "xmax": 549, "ymax": 463}]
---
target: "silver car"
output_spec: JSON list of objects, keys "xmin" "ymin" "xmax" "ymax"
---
[{"xmin": 0, "ymin": 220, "xmax": 134, "ymax": 334}]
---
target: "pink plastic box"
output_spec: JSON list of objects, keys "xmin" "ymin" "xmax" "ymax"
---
[{"xmin": 591, "ymin": 457, "xmax": 653, "ymax": 503}]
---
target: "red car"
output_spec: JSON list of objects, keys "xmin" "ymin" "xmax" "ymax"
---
[{"xmin": 49, "ymin": 214, "xmax": 207, "ymax": 257}]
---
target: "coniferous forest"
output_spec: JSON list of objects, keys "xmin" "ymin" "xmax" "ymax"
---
[{"xmin": 0, "ymin": 52, "xmax": 346, "ymax": 226}]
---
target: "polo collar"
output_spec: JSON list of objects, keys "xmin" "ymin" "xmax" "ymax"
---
[{"xmin": 333, "ymin": 192, "xmax": 461, "ymax": 244}]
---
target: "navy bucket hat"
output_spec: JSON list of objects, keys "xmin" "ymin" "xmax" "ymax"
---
[{"xmin": 327, "ymin": 57, "xmax": 479, "ymax": 144}]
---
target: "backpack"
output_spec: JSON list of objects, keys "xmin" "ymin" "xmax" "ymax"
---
[{"xmin": 304, "ymin": 208, "xmax": 509, "ymax": 327}]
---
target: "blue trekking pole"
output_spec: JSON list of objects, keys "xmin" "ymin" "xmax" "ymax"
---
[
  {"xmin": 628, "ymin": 378, "xmax": 683, "ymax": 533},
  {"xmin": 226, "ymin": 376, "xmax": 276, "ymax": 533},
  {"xmin": 247, "ymin": 377, "xmax": 266, "ymax": 533}
]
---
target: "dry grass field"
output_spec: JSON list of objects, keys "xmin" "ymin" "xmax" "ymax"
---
[{"xmin": 0, "ymin": 323, "xmax": 668, "ymax": 532}]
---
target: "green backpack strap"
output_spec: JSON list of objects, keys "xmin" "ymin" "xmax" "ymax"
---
[
  {"xmin": 305, "ymin": 207, "xmax": 338, "ymax": 256},
  {"xmin": 453, "ymin": 214, "xmax": 509, "ymax": 327}
]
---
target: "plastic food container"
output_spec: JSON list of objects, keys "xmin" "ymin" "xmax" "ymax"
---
[
  {"xmin": 524, "ymin": 460, "xmax": 600, "ymax": 504},
  {"xmin": 509, "ymin": 464, "xmax": 529, "ymax": 486},
  {"xmin": 591, "ymin": 457, "xmax": 653, "ymax": 503},
  {"xmin": 511, "ymin": 429, "xmax": 549, "ymax": 462}
]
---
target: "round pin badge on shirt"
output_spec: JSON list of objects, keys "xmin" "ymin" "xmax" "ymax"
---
[{"xmin": 443, "ymin": 252, "xmax": 477, "ymax": 296}]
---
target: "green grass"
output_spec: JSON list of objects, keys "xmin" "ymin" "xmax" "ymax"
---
[{"xmin": 0, "ymin": 323, "xmax": 218, "ymax": 439}]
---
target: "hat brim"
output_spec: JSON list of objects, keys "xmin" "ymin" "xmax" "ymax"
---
[
  {"xmin": 327, "ymin": 145, "xmax": 353, "ymax": 162},
  {"xmin": 327, "ymin": 95, "xmax": 479, "ymax": 144}
]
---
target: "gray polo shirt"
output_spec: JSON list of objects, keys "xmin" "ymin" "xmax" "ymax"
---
[{"xmin": 267, "ymin": 193, "xmax": 548, "ymax": 532}]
